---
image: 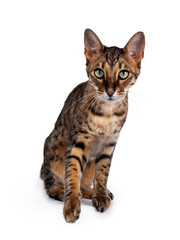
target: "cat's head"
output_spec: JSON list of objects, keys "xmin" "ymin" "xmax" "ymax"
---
[{"xmin": 84, "ymin": 29, "xmax": 145, "ymax": 104}]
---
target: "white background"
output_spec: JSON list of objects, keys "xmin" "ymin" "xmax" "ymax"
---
[{"xmin": 0, "ymin": 0, "xmax": 180, "ymax": 239}]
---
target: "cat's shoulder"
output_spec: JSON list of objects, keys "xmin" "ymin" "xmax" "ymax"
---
[{"xmin": 67, "ymin": 81, "xmax": 88, "ymax": 98}]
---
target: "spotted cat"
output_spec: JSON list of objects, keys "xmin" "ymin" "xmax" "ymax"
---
[{"xmin": 40, "ymin": 29, "xmax": 145, "ymax": 223}]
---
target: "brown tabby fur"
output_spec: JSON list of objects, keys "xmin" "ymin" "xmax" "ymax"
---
[{"xmin": 40, "ymin": 29, "xmax": 145, "ymax": 223}]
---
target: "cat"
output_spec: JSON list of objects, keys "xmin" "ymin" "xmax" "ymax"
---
[{"xmin": 40, "ymin": 29, "xmax": 145, "ymax": 223}]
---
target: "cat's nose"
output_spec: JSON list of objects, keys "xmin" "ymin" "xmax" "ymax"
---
[{"xmin": 106, "ymin": 88, "xmax": 114, "ymax": 97}]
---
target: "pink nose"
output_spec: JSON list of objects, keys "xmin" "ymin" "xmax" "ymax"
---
[{"xmin": 106, "ymin": 88, "xmax": 114, "ymax": 97}]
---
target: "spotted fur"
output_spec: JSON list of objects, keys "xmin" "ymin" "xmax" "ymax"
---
[{"xmin": 40, "ymin": 29, "xmax": 145, "ymax": 223}]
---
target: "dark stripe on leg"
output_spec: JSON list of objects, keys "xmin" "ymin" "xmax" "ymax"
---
[
  {"xmin": 67, "ymin": 155, "xmax": 83, "ymax": 172},
  {"xmin": 74, "ymin": 142, "xmax": 85, "ymax": 150},
  {"xmin": 106, "ymin": 142, "xmax": 116, "ymax": 147},
  {"xmin": 82, "ymin": 154, "xmax": 87, "ymax": 163},
  {"xmin": 95, "ymin": 154, "xmax": 111, "ymax": 163}
]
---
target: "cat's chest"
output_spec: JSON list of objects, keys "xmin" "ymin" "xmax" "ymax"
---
[
  {"xmin": 88, "ymin": 102, "xmax": 127, "ymax": 135},
  {"xmin": 83, "ymin": 101, "xmax": 127, "ymax": 160},
  {"xmin": 89, "ymin": 114, "xmax": 120, "ymax": 135},
  {"xmin": 87, "ymin": 114, "xmax": 122, "ymax": 161}
]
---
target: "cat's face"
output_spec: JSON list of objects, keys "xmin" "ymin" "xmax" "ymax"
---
[{"xmin": 84, "ymin": 29, "xmax": 145, "ymax": 104}]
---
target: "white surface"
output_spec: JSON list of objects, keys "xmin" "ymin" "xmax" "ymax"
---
[{"xmin": 0, "ymin": 0, "xmax": 180, "ymax": 239}]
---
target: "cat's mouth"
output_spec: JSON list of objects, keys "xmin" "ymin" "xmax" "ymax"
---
[
  {"xmin": 101, "ymin": 92, "xmax": 121, "ymax": 104},
  {"xmin": 108, "ymin": 97, "xmax": 117, "ymax": 102}
]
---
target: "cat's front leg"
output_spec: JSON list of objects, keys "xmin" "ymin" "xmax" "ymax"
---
[
  {"xmin": 92, "ymin": 144, "xmax": 115, "ymax": 212},
  {"xmin": 63, "ymin": 141, "xmax": 87, "ymax": 223}
]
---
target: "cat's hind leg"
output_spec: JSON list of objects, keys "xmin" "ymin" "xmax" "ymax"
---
[
  {"xmin": 48, "ymin": 181, "xmax": 64, "ymax": 201},
  {"xmin": 40, "ymin": 160, "xmax": 65, "ymax": 201}
]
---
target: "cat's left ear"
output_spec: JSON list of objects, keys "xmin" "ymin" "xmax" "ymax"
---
[
  {"xmin": 124, "ymin": 32, "xmax": 145, "ymax": 65},
  {"xmin": 84, "ymin": 29, "xmax": 103, "ymax": 61}
]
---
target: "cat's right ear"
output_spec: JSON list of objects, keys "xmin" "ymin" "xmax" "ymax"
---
[{"xmin": 84, "ymin": 29, "xmax": 103, "ymax": 61}]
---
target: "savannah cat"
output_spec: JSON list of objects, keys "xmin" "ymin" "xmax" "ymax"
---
[{"xmin": 40, "ymin": 29, "xmax": 145, "ymax": 223}]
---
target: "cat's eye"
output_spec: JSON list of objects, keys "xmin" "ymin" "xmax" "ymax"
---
[
  {"xmin": 119, "ymin": 70, "xmax": 129, "ymax": 80},
  {"xmin": 94, "ymin": 68, "xmax": 104, "ymax": 79}
]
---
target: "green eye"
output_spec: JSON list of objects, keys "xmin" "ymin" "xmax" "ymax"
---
[
  {"xmin": 94, "ymin": 68, "xmax": 104, "ymax": 79},
  {"xmin": 119, "ymin": 70, "xmax": 129, "ymax": 80}
]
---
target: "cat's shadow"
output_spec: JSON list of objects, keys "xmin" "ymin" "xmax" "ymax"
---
[
  {"xmin": 81, "ymin": 198, "xmax": 93, "ymax": 207},
  {"xmin": 45, "ymin": 193, "xmax": 93, "ymax": 207},
  {"xmin": 40, "ymin": 180, "xmax": 93, "ymax": 207}
]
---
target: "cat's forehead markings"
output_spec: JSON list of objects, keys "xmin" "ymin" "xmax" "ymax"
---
[
  {"xmin": 105, "ymin": 53, "xmax": 111, "ymax": 66},
  {"xmin": 104, "ymin": 46, "xmax": 123, "ymax": 67},
  {"xmin": 121, "ymin": 63, "xmax": 125, "ymax": 69},
  {"xmin": 119, "ymin": 61, "xmax": 132, "ymax": 72},
  {"xmin": 119, "ymin": 57, "xmax": 135, "ymax": 72},
  {"xmin": 100, "ymin": 60, "xmax": 125, "ymax": 71},
  {"xmin": 105, "ymin": 54, "xmax": 118, "ymax": 67},
  {"xmin": 101, "ymin": 61, "xmax": 105, "ymax": 69},
  {"xmin": 119, "ymin": 62, "xmax": 123, "ymax": 69},
  {"xmin": 98, "ymin": 62, "xmax": 104, "ymax": 69}
]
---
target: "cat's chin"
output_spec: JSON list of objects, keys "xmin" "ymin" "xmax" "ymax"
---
[{"xmin": 105, "ymin": 99, "xmax": 119, "ymax": 105}]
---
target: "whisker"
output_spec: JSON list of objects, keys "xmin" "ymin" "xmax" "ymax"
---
[
  {"xmin": 122, "ymin": 97, "xmax": 129, "ymax": 108},
  {"xmin": 129, "ymin": 90, "xmax": 146, "ymax": 99},
  {"xmin": 82, "ymin": 96, "xmax": 98, "ymax": 129},
  {"xmin": 127, "ymin": 94, "xmax": 139, "ymax": 114},
  {"xmin": 62, "ymin": 92, "xmax": 96, "ymax": 116},
  {"xmin": 73, "ymin": 94, "xmax": 97, "ymax": 125},
  {"xmin": 86, "ymin": 95, "xmax": 100, "ymax": 122}
]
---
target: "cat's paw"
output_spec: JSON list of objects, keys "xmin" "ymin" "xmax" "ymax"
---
[
  {"xmin": 92, "ymin": 194, "xmax": 111, "ymax": 212},
  {"xmin": 63, "ymin": 197, "xmax": 81, "ymax": 223}
]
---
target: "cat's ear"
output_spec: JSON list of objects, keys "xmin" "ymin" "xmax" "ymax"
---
[
  {"xmin": 84, "ymin": 29, "xmax": 103, "ymax": 60},
  {"xmin": 124, "ymin": 32, "xmax": 145, "ymax": 65}
]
